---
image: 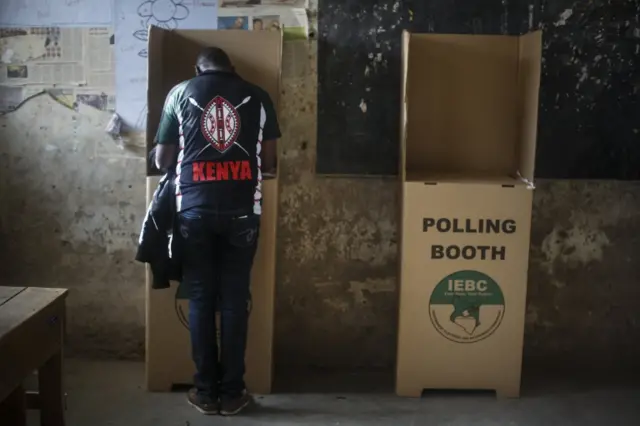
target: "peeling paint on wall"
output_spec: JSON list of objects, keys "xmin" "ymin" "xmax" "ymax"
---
[
  {"xmin": 541, "ymin": 226, "xmax": 610, "ymax": 273},
  {"xmin": 554, "ymin": 9, "xmax": 573, "ymax": 27},
  {"xmin": 0, "ymin": 96, "xmax": 146, "ymax": 359}
]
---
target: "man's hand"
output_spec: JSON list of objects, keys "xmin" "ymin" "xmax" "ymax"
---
[{"xmin": 261, "ymin": 139, "xmax": 277, "ymax": 179}]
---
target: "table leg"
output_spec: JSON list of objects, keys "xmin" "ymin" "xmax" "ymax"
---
[
  {"xmin": 39, "ymin": 350, "xmax": 65, "ymax": 426},
  {"xmin": 0, "ymin": 385, "xmax": 27, "ymax": 426}
]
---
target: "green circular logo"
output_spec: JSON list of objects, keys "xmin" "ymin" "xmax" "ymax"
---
[{"xmin": 429, "ymin": 270, "xmax": 505, "ymax": 344}]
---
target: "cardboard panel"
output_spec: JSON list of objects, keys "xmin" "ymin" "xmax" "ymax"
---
[
  {"xmin": 401, "ymin": 30, "xmax": 542, "ymax": 181},
  {"xmin": 404, "ymin": 32, "xmax": 519, "ymax": 178},
  {"xmin": 171, "ymin": 29, "xmax": 282, "ymax": 110},
  {"xmin": 399, "ymin": 31, "xmax": 410, "ymax": 182},
  {"xmin": 517, "ymin": 31, "xmax": 542, "ymax": 182},
  {"xmin": 161, "ymin": 30, "xmax": 203, "ymax": 92},
  {"xmin": 396, "ymin": 182, "xmax": 533, "ymax": 397},
  {"xmin": 146, "ymin": 27, "xmax": 165, "ymax": 153},
  {"xmin": 244, "ymin": 178, "xmax": 277, "ymax": 392},
  {"xmin": 146, "ymin": 27, "xmax": 202, "ymax": 161},
  {"xmin": 145, "ymin": 179, "xmax": 279, "ymax": 394}
]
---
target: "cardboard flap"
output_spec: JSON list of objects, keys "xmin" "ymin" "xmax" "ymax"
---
[
  {"xmin": 400, "ymin": 31, "xmax": 542, "ymax": 183},
  {"xmin": 146, "ymin": 26, "xmax": 202, "ymax": 155},
  {"xmin": 146, "ymin": 25, "xmax": 166, "ymax": 151},
  {"xmin": 404, "ymin": 33, "xmax": 520, "ymax": 178},
  {"xmin": 162, "ymin": 30, "xmax": 203, "ymax": 87},
  {"xmin": 174, "ymin": 29, "xmax": 282, "ymax": 108},
  {"xmin": 517, "ymin": 31, "xmax": 542, "ymax": 182},
  {"xmin": 399, "ymin": 31, "xmax": 410, "ymax": 182}
]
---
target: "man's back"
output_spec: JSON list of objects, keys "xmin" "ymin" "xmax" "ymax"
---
[{"xmin": 155, "ymin": 70, "xmax": 280, "ymax": 216}]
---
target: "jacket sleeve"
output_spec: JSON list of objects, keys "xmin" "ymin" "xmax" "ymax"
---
[{"xmin": 135, "ymin": 176, "xmax": 172, "ymax": 289}]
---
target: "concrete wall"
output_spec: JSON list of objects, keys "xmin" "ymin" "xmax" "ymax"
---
[{"xmin": 1, "ymin": 42, "xmax": 639, "ymax": 370}]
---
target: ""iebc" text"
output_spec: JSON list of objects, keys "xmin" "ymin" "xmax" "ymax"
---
[{"xmin": 448, "ymin": 279, "xmax": 488, "ymax": 293}]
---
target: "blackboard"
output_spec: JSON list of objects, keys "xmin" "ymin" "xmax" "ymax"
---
[{"xmin": 316, "ymin": 0, "xmax": 640, "ymax": 179}]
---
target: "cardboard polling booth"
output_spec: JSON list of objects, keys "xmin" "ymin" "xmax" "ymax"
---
[
  {"xmin": 395, "ymin": 30, "xmax": 542, "ymax": 398},
  {"xmin": 144, "ymin": 27, "xmax": 282, "ymax": 394}
]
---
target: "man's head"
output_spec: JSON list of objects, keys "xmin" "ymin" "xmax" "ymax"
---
[
  {"xmin": 233, "ymin": 17, "xmax": 245, "ymax": 29},
  {"xmin": 195, "ymin": 47, "xmax": 233, "ymax": 75},
  {"xmin": 253, "ymin": 19, "xmax": 263, "ymax": 30}
]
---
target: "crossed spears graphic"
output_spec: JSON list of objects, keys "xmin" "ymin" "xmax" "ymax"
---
[{"xmin": 189, "ymin": 96, "xmax": 252, "ymax": 157}]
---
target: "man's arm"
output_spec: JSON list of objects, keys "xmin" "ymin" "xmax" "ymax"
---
[
  {"xmin": 154, "ymin": 88, "xmax": 181, "ymax": 171},
  {"xmin": 259, "ymin": 90, "xmax": 281, "ymax": 177},
  {"xmin": 155, "ymin": 143, "xmax": 177, "ymax": 171},
  {"xmin": 262, "ymin": 139, "xmax": 277, "ymax": 175}
]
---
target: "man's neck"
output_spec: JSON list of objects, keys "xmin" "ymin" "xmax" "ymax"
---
[{"xmin": 200, "ymin": 67, "xmax": 233, "ymax": 74}]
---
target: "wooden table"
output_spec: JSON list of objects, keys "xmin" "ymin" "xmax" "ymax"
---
[{"xmin": 0, "ymin": 286, "xmax": 68, "ymax": 426}]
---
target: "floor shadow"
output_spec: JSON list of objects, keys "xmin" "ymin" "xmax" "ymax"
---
[
  {"xmin": 521, "ymin": 366, "xmax": 640, "ymax": 398},
  {"xmin": 273, "ymin": 365, "xmax": 640, "ymax": 400},
  {"xmin": 274, "ymin": 368, "xmax": 394, "ymax": 394},
  {"xmin": 241, "ymin": 398, "xmax": 325, "ymax": 417}
]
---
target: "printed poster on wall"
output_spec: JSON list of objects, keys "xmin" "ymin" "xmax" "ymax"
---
[{"xmin": 216, "ymin": 3, "xmax": 309, "ymax": 41}]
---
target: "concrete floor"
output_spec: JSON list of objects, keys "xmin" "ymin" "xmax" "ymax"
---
[{"xmin": 26, "ymin": 360, "xmax": 640, "ymax": 426}]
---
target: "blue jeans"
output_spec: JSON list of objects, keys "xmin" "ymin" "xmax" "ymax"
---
[{"xmin": 178, "ymin": 211, "xmax": 259, "ymax": 399}]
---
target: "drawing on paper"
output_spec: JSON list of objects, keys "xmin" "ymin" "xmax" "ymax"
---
[{"xmin": 133, "ymin": 0, "xmax": 190, "ymax": 58}]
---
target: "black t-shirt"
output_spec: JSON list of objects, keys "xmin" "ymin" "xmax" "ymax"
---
[{"xmin": 154, "ymin": 70, "xmax": 281, "ymax": 216}]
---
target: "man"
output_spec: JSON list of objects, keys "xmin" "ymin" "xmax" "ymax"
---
[
  {"xmin": 154, "ymin": 46, "xmax": 280, "ymax": 416},
  {"xmin": 252, "ymin": 18, "xmax": 263, "ymax": 31}
]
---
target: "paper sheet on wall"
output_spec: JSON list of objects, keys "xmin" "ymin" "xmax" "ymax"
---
[
  {"xmin": 217, "ymin": 5, "xmax": 308, "ymax": 40},
  {"xmin": 0, "ymin": 27, "xmax": 86, "ymax": 86},
  {"xmin": 0, "ymin": 26, "xmax": 114, "ymax": 111},
  {"xmin": 217, "ymin": 1, "xmax": 308, "ymax": 38},
  {"xmin": 114, "ymin": 0, "xmax": 219, "ymax": 131},
  {"xmin": 0, "ymin": 0, "xmax": 113, "ymax": 27}
]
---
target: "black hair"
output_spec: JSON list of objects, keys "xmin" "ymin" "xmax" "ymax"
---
[{"xmin": 196, "ymin": 47, "xmax": 233, "ymax": 71}]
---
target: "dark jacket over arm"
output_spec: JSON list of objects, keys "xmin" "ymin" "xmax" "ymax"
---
[{"xmin": 135, "ymin": 170, "xmax": 182, "ymax": 289}]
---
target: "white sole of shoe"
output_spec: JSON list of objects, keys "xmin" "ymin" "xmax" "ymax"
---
[
  {"xmin": 187, "ymin": 398, "xmax": 218, "ymax": 415},
  {"xmin": 220, "ymin": 397, "xmax": 250, "ymax": 416}
]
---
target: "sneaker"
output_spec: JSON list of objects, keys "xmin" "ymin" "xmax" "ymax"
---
[
  {"xmin": 219, "ymin": 390, "xmax": 251, "ymax": 416},
  {"xmin": 187, "ymin": 388, "xmax": 218, "ymax": 415}
]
